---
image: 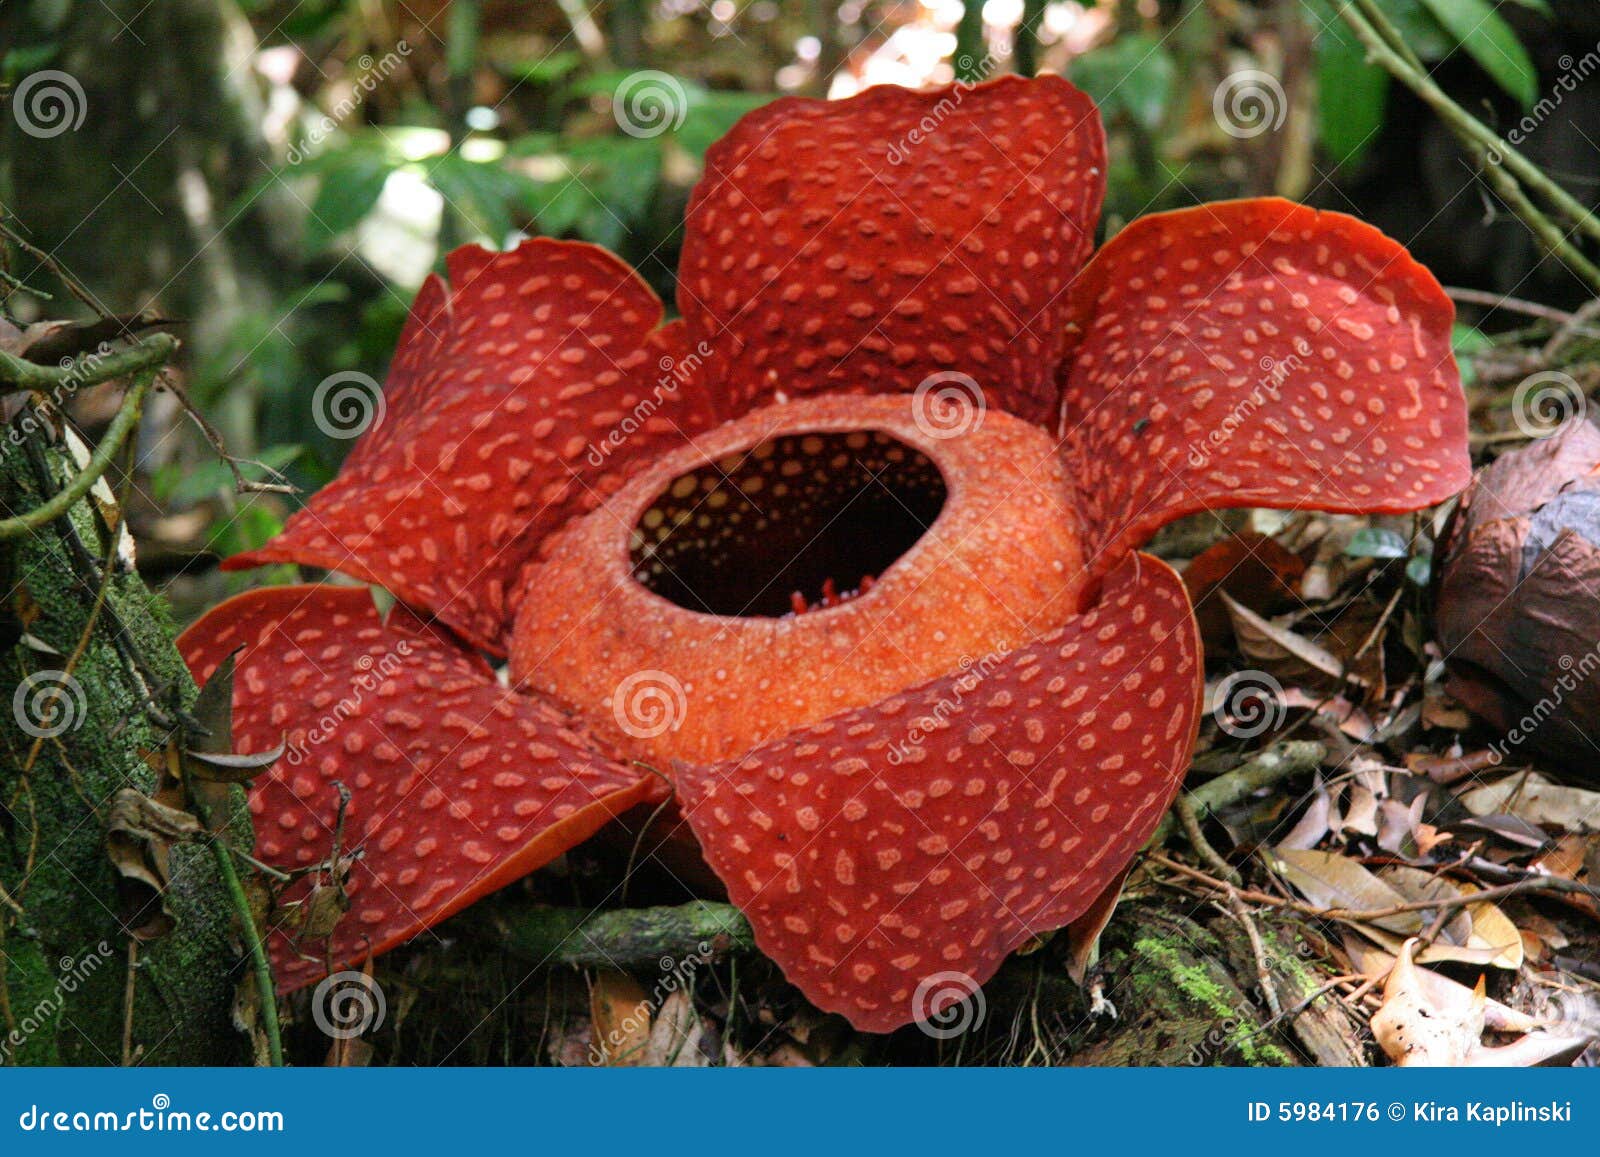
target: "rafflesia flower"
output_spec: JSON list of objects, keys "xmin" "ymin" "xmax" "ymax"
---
[{"xmin": 179, "ymin": 76, "xmax": 1470, "ymax": 1032}]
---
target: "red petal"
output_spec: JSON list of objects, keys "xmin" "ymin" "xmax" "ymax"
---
[
  {"xmin": 1061, "ymin": 198, "xmax": 1471, "ymax": 570},
  {"xmin": 674, "ymin": 553, "xmax": 1201, "ymax": 1032},
  {"xmin": 225, "ymin": 240, "xmax": 719, "ymax": 653},
  {"xmin": 177, "ymin": 585, "xmax": 655, "ymax": 991},
  {"xmin": 678, "ymin": 74, "xmax": 1105, "ymax": 426}
]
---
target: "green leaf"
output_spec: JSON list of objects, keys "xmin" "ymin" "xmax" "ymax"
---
[
  {"xmin": 1315, "ymin": 21, "xmax": 1390, "ymax": 165},
  {"xmin": 1344, "ymin": 526, "xmax": 1411, "ymax": 559},
  {"xmin": 1452, "ymin": 321, "xmax": 1492, "ymax": 386},
  {"xmin": 1415, "ymin": 0, "xmax": 1539, "ymax": 107},
  {"xmin": 304, "ymin": 152, "xmax": 393, "ymax": 253},
  {"xmin": 676, "ymin": 90, "xmax": 775, "ymax": 159},
  {"xmin": 1406, "ymin": 553, "xmax": 1433, "ymax": 586},
  {"xmin": 1068, "ymin": 33, "xmax": 1176, "ymax": 131},
  {"xmin": 428, "ymin": 154, "xmax": 542, "ymax": 245}
]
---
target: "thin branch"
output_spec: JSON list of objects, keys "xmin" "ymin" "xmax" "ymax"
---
[
  {"xmin": 0, "ymin": 367, "xmax": 158, "ymax": 540},
  {"xmin": 1341, "ymin": 1, "xmax": 1600, "ymax": 273}
]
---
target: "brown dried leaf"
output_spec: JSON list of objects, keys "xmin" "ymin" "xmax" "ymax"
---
[{"xmin": 106, "ymin": 786, "xmax": 204, "ymax": 941}]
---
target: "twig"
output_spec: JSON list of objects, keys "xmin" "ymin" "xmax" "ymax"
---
[
  {"xmin": 1340, "ymin": 0, "xmax": 1600, "ymax": 290},
  {"xmin": 1149, "ymin": 740, "xmax": 1325, "ymax": 846},
  {"xmin": 456, "ymin": 900, "xmax": 755, "ymax": 969},
  {"xmin": 0, "ymin": 331, "xmax": 176, "ymax": 394},
  {"xmin": 0, "ymin": 367, "xmax": 157, "ymax": 540},
  {"xmin": 210, "ymin": 834, "xmax": 283, "ymax": 1067},
  {"xmin": 1444, "ymin": 286, "xmax": 1575, "ymax": 326},
  {"xmin": 1175, "ymin": 792, "xmax": 1239, "ymax": 883},
  {"xmin": 1150, "ymin": 850, "xmax": 1600, "ymax": 919}
]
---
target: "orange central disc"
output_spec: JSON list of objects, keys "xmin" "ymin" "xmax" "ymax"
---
[{"xmin": 509, "ymin": 394, "xmax": 1089, "ymax": 766}]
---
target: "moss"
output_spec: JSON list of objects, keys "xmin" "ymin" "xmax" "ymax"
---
[
  {"xmin": 1, "ymin": 443, "xmax": 245, "ymax": 1064},
  {"xmin": 1133, "ymin": 936, "xmax": 1290, "ymax": 1066}
]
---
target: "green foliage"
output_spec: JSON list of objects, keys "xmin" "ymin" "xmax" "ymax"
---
[
  {"xmin": 1414, "ymin": 0, "xmax": 1539, "ymax": 107},
  {"xmin": 1069, "ymin": 33, "xmax": 1175, "ymax": 132},
  {"xmin": 1311, "ymin": 0, "xmax": 1544, "ymax": 170}
]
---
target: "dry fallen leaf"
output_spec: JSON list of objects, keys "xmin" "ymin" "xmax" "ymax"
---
[
  {"xmin": 589, "ymin": 970, "xmax": 653, "ymax": 1066},
  {"xmin": 1371, "ymin": 939, "xmax": 1484, "ymax": 1066},
  {"xmin": 1459, "ymin": 773, "xmax": 1600, "ymax": 834},
  {"xmin": 106, "ymin": 785, "xmax": 204, "ymax": 941}
]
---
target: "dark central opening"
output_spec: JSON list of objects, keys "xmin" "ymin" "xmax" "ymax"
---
[{"xmin": 631, "ymin": 430, "xmax": 948, "ymax": 618}]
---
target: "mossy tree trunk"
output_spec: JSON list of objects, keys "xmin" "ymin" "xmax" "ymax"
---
[{"xmin": 1, "ymin": 433, "xmax": 245, "ymax": 1065}]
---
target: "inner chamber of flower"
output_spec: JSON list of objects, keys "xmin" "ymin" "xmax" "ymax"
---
[
  {"xmin": 511, "ymin": 394, "xmax": 1088, "ymax": 765},
  {"xmin": 630, "ymin": 430, "xmax": 948, "ymax": 617}
]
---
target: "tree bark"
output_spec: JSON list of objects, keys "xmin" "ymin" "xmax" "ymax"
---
[{"xmin": 1, "ymin": 430, "xmax": 245, "ymax": 1065}]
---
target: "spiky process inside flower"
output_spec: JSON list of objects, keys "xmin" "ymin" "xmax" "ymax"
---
[{"xmin": 180, "ymin": 74, "xmax": 1470, "ymax": 1033}]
